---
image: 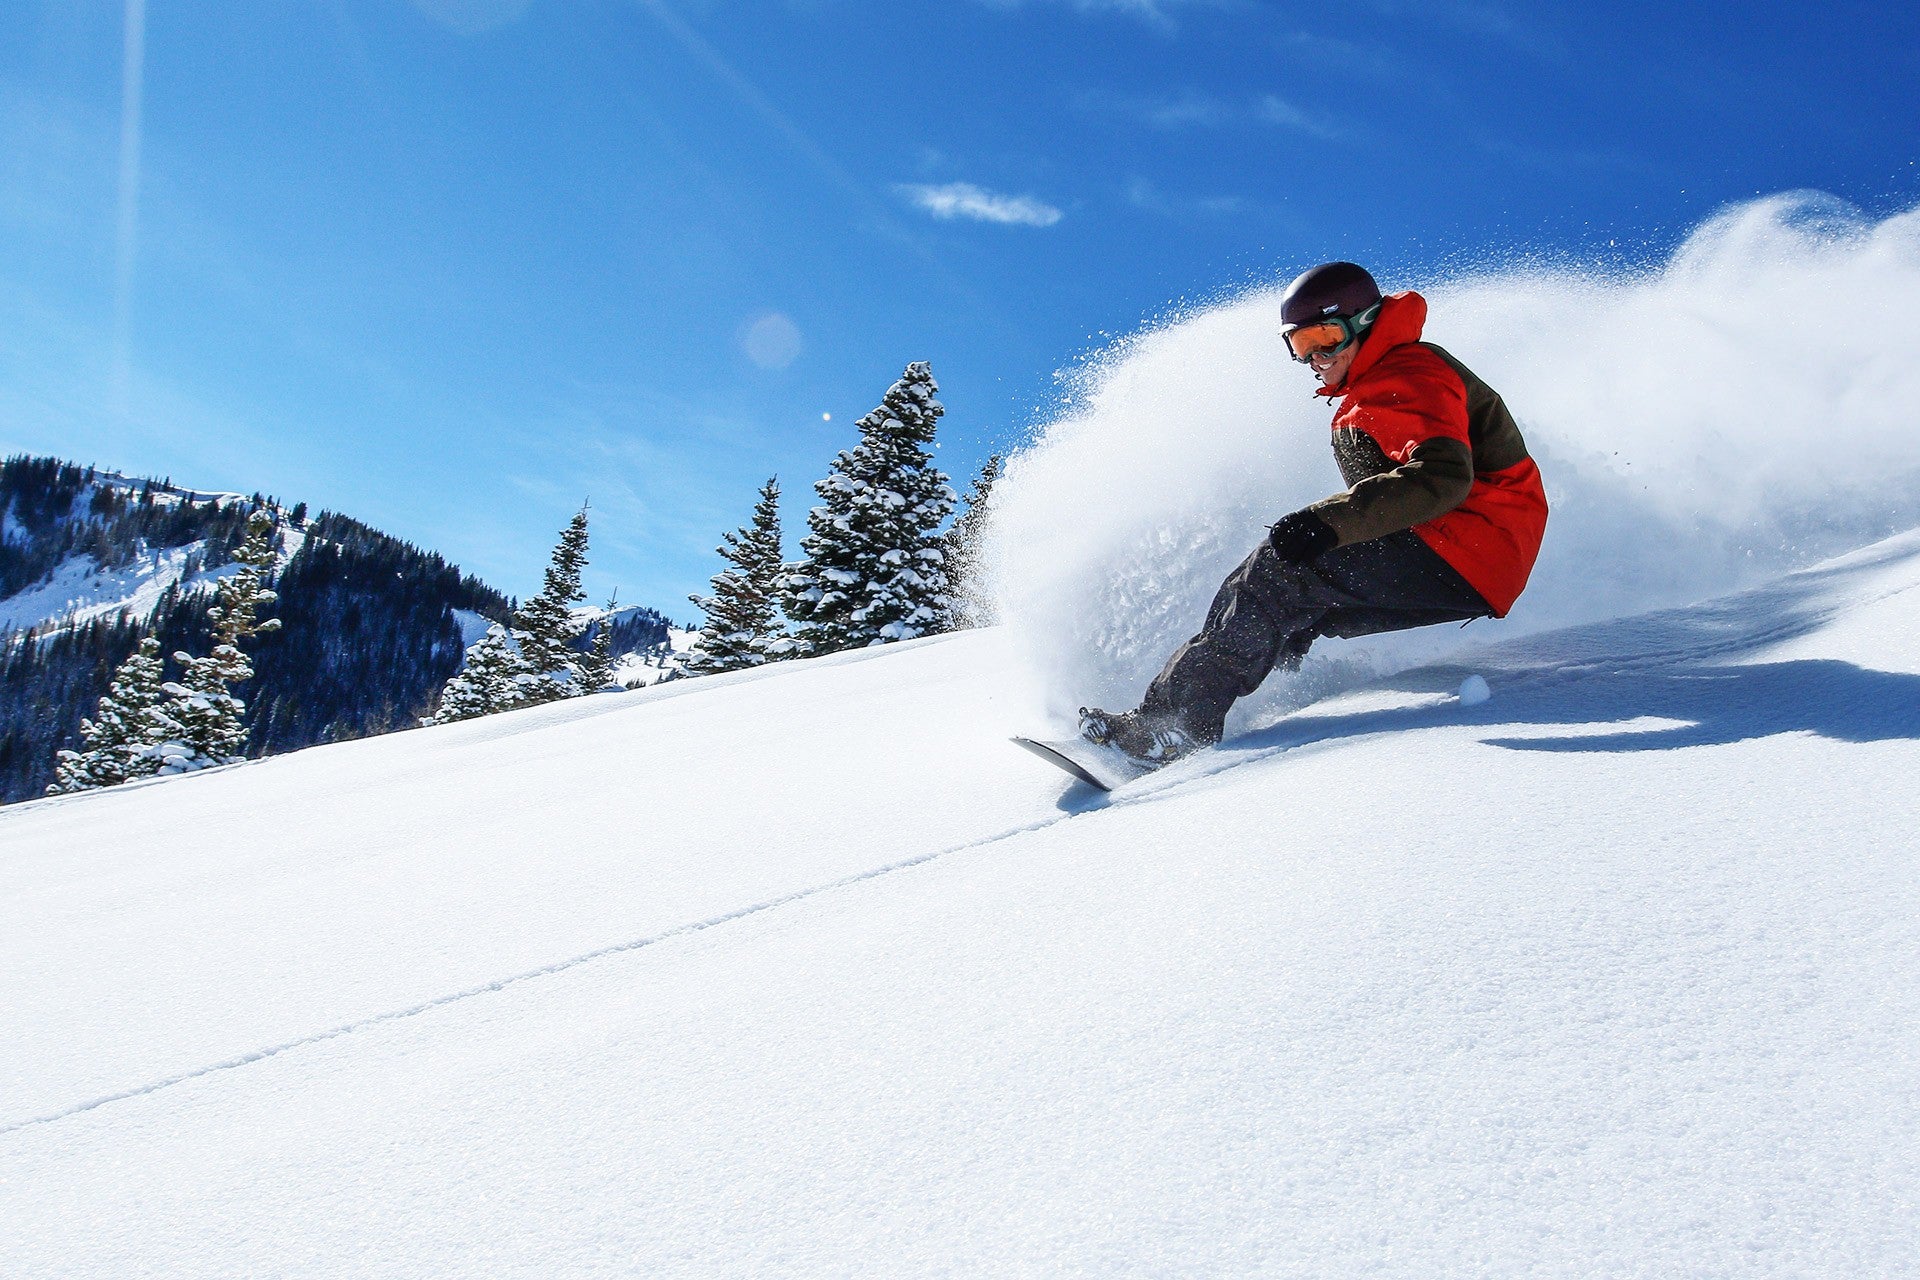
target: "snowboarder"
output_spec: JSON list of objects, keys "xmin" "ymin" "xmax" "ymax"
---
[{"xmin": 1079, "ymin": 261, "xmax": 1549, "ymax": 767}]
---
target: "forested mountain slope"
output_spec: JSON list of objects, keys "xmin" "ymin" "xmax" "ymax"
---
[{"xmin": 0, "ymin": 456, "xmax": 673, "ymax": 801}]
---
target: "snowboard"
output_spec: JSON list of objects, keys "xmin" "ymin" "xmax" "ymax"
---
[{"xmin": 1011, "ymin": 735, "xmax": 1156, "ymax": 792}]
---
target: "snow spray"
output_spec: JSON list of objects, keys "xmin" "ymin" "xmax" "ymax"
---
[{"xmin": 983, "ymin": 193, "xmax": 1920, "ymax": 730}]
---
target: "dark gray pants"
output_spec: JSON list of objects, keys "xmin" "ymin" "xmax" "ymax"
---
[{"xmin": 1139, "ymin": 530, "xmax": 1491, "ymax": 742}]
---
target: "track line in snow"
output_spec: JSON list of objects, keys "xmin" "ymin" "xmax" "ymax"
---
[{"xmin": 0, "ymin": 809, "xmax": 1081, "ymax": 1137}]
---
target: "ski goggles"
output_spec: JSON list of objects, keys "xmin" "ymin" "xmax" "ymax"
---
[{"xmin": 1282, "ymin": 301, "xmax": 1382, "ymax": 363}]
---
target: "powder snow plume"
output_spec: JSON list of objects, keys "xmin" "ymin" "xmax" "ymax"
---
[{"xmin": 984, "ymin": 193, "xmax": 1920, "ymax": 730}]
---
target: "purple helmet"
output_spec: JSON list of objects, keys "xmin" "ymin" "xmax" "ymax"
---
[{"xmin": 1280, "ymin": 262, "xmax": 1383, "ymax": 327}]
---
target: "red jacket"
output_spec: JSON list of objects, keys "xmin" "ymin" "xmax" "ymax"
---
[{"xmin": 1313, "ymin": 291, "xmax": 1547, "ymax": 616}]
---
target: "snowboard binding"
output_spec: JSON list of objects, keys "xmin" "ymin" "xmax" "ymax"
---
[{"xmin": 1077, "ymin": 707, "xmax": 1201, "ymax": 766}]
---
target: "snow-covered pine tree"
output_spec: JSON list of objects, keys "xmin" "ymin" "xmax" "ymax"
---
[
  {"xmin": 783, "ymin": 363, "xmax": 956, "ymax": 655},
  {"xmin": 939, "ymin": 452, "xmax": 1003, "ymax": 631},
  {"xmin": 575, "ymin": 598, "xmax": 619, "ymax": 693},
  {"xmin": 427, "ymin": 623, "xmax": 533, "ymax": 723},
  {"xmin": 513, "ymin": 506, "xmax": 592, "ymax": 703},
  {"xmin": 687, "ymin": 476, "xmax": 788, "ymax": 674},
  {"xmin": 425, "ymin": 507, "xmax": 602, "ymax": 724},
  {"xmin": 47, "ymin": 636, "xmax": 176, "ymax": 793},
  {"xmin": 155, "ymin": 508, "xmax": 283, "ymax": 774}
]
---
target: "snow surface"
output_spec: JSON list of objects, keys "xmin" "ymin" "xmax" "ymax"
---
[{"xmin": 4, "ymin": 530, "xmax": 1918, "ymax": 1276}]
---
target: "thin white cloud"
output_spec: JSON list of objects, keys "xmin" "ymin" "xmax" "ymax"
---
[
  {"xmin": 1274, "ymin": 30, "xmax": 1401, "ymax": 80},
  {"xmin": 897, "ymin": 182, "xmax": 1063, "ymax": 228},
  {"xmin": 1071, "ymin": 0, "xmax": 1179, "ymax": 18},
  {"xmin": 1362, "ymin": 0, "xmax": 1565, "ymax": 60},
  {"xmin": 1078, "ymin": 89, "xmax": 1339, "ymax": 139},
  {"xmin": 972, "ymin": 0, "xmax": 1234, "ymax": 32},
  {"xmin": 1083, "ymin": 89, "xmax": 1234, "ymax": 129},
  {"xmin": 1125, "ymin": 176, "xmax": 1247, "ymax": 219},
  {"xmin": 1256, "ymin": 94, "xmax": 1340, "ymax": 139},
  {"xmin": 408, "ymin": 0, "xmax": 534, "ymax": 37}
]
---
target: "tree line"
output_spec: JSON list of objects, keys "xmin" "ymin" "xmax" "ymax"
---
[
  {"xmin": 428, "ymin": 360, "xmax": 1004, "ymax": 722},
  {"xmin": 21, "ymin": 358, "xmax": 1001, "ymax": 794},
  {"xmin": 50, "ymin": 511, "xmax": 283, "ymax": 791},
  {"xmin": 423, "ymin": 506, "xmax": 619, "ymax": 723},
  {"xmin": 684, "ymin": 360, "xmax": 1001, "ymax": 676}
]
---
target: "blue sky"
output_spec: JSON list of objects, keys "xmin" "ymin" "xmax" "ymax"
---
[{"xmin": 1, "ymin": 0, "xmax": 1915, "ymax": 614}]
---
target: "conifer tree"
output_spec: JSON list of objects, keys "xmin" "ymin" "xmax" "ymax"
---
[
  {"xmin": 783, "ymin": 363, "xmax": 955, "ymax": 655},
  {"xmin": 575, "ymin": 598, "xmax": 620, "ymax": 693},
  {"xmin": 687, "ymin": 476, "xmax": 788, "ymax": 674},
  {"xmin": 427, "ymin": 623, "xmax": 533, "ymax": 724},
  {"xmin": 513, "ymin": 506, "xmax": 591, "ymax": 702},
  {"xmin": 156, "ymin": 509, "xmax": 283, "ymax": 773},
  {"xmin": 939, "ymin": 453, "xmax": 1003, "ymax": 632},
  {"xmin": 424, "ymin": 507, "xmax": 603, "ymax": 723},
  {"xmin": 47, "ymin": 636, "xmax": 175, "ymax": 793}
]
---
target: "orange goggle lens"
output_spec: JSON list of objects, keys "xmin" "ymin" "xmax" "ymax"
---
[{"xmin": 1283, "ymin": 321, "xmax": 1350, "ymax": 361}]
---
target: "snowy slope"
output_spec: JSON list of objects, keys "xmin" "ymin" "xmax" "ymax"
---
[
  {"xmin": 613, "ymin": 623, "xmax": 698, "ymax": 686},
  {"xmin": 4, "ymin": 531, "xmax": 1918, "ymax": 1277},
  {"xmin": 0, "ymin": 543, "xmax": 209, "ymax": 632},
  {"xmin": 0, "ymin": 470, "xmax": 285, "ymax": 636}
]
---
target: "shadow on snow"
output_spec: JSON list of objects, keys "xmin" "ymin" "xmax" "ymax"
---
[{"xmin": 1236, "ymin": 538, "xmax": 1920, "ymax": 759}]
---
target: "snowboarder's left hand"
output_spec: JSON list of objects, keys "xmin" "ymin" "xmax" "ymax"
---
[{"xmin": 1267, "ymin": 510, "xmax": 1338, "ymax": 565}]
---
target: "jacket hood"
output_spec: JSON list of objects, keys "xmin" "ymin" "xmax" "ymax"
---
[{"xmin": 1315, "ymin": 290, "xmax": 1428, "ymax": 398}]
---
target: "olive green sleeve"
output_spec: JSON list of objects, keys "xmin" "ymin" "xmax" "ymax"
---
[{"xmin": 1308, "ymin": 436, "xmax": 1474, "ymax": 546}]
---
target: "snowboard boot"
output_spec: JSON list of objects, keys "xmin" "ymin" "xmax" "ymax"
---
[{"xmin": 1077, "ymin": 706, "xmax": 1201, "ymax": 767}]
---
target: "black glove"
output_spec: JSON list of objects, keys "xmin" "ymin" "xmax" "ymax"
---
[{"xmin": 1267, "ymin": 509, "xmax": 1338, "ymax": 565}]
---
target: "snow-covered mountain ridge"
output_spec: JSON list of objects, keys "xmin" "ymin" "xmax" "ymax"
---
[
  {"xmin": 0, "ymin": 456, "xmax": 685, "ymax": 801},
  {"xmin": 0, "ymin": 462, "xmax": 279, "ymax": 636},
  {"xmin": 4, "ymin": 527, "xmax": 1916, "ymax": 1276}
]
